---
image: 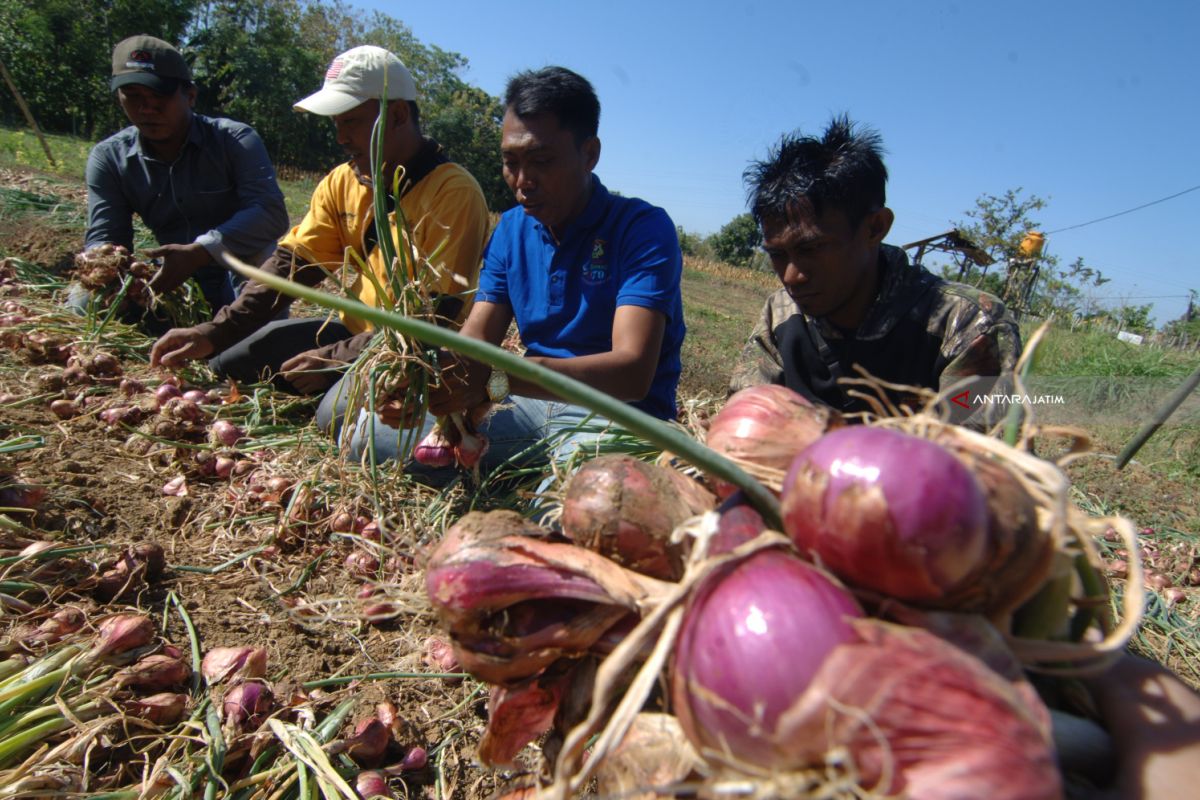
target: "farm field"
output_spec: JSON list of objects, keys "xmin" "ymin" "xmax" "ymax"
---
[{"xmin": 2, "ymin": 129, "xmax": 1199, "ymax": 798}]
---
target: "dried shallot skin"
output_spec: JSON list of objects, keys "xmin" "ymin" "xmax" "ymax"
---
[
  {"xmin": 424, "ymin": 510, "xmax": 668, "ymax": 685},
  {"xmin": 560, "ymin": 454, "xmax": 715, "ymax": 580},
  {"xmin": 775, "ymin": 620, "xmax": 1062, "ymax": 800},
  {"xmin": 934, "ymin": 436, "xmax": 1056, "ymax": 617},
  {"xmin": 478, "ymin": 669, "xmax": 572, "ymax": 768}
]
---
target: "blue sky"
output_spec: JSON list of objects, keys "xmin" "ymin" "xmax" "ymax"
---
[{"xmin": 366, "ymin": 0, "xmax": 1198, "ymax": 325}]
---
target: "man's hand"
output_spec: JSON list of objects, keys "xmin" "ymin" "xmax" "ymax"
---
[
  {"xmin": 280, "ymin": 351, "xmax": 338, "ymax": 395},
  {"xmin": 145, "ymin": 243, "xmax": 212, "ymax": 294},
  {"xmin": 427, "ymin": 349, "xmax": 489, "ymax": 418},
  {"xmin": 151, "ymin": 327, "xmax": 215, "ymax": 368}
]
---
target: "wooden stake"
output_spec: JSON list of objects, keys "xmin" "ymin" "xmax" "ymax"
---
[{"xmin": 0, "ymin": 57, "xmax": 57, "ymax": 167}]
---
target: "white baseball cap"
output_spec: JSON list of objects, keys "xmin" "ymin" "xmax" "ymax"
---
[{"xmin": 294, "ymin": 45, "xmax": 417, "ymax": 116}]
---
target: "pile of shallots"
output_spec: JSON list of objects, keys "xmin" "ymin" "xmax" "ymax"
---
[{"xmin": 424, "ymin": 384, "xmax": 1139, "ymax": 799}]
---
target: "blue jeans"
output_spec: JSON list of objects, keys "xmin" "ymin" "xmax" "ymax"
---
[{"xmin": 329, "ymin": 388, "xmax": 616, "ymax": 491}]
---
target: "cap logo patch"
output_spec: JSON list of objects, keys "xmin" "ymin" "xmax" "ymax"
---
[
  {"xmin": 325, "ymin": 58, "xmax": 345, "ymax": 80},
  {"xmin": 125, "ymin": 49, "xmax": 155, "ymax": 71}
]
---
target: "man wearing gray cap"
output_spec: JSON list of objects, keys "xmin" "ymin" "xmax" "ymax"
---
[
  {"xmin": 150, "ymin": 45, "xmax": 489, "ymax": 436},
  {"xmin": 82, "ymin": 35, "xmax": 288, "ymax": 319}
]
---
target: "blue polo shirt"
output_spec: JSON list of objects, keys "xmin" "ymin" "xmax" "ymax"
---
[{"xmin": 477, "ymin": 176, "xmax": 685, "ymax": 420}]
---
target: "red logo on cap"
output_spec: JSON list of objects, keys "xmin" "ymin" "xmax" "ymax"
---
[
  {"xmin": 130, "ymin": 50, "xmax": 153, "ymax": 63},
  {"xmin": 325, "ymin": 58, "xmax": 344, "ymax": 80}
]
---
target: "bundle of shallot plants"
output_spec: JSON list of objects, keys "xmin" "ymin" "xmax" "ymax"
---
[
  {"xmin": 563, "ymin": 426, "xmax": 1143, "ymax": 797},
  {"xmin": 72, "ymin": 244, "xmax": 208, "ymax": 326},
  {"xmin": 0, "ymin": 614, "xmax": 191, "ymax": 773}
]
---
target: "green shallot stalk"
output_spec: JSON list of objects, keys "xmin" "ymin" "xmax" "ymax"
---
[{"xmin": 222, "ymin": 258, "xmax": 781, "ymax": 528}]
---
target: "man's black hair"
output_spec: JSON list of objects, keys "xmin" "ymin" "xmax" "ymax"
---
[
  {"xmin": 744, "ymin": 114, "xmax": 888, "ymax": 229},
  {"xmin": 504, "ymin": 66, "xmax": 600, "ymax": 144},
  {"xmin": 407, "ymin": 100, "xmax": 421, "ymax": 131}
]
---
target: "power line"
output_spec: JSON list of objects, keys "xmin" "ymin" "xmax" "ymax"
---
[
  {"xmin": 1046, "ymin": 184, "xmax": 1200, "ymax": 234},
  {"xmin": 1086, "ymin": 294, "xmax": 1191, "ymax": 301}
]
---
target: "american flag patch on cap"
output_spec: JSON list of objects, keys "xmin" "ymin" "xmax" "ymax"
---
[{"xmin": 325, "ymin": 58, "xmax": 344, "ymax": 80}]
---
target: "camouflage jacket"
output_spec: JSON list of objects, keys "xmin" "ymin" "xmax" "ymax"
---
[{"xmin": 728, "ymin": 244, "xmax": 1021, "ymax": 424}]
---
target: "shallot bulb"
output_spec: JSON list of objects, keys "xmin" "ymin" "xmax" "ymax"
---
[
  {"xmin": 421, "ymin": 636, "xmax": 460, "ymax": 674},
  {"xmin": 88, "ymin": 352, "xmax": 121, "ymax": 376},
  {"xmin": 670, "ymin": 550, "xmax": 862, "ymax": 766},
  {"xmin": 781, "ymin": 427, "xmax": 990, "ymax": 604},
  {"xmin": 705, "ymin": 384, "xmax": 840, "ymax": 495},
  {"xmin": 345, "ymin": 550, "xmax": 381, "ymax": 577},
  {"xmin": 412, "ymin": 426, "xmax": 455, "ymax": 467},
  {"xmin": 222, "ymin": 680, "xmax": 273, "ymax": 732},
  {"xmin": 708, "ymin": 492, "xmax": 767, "ymax": 555},
  {"xmin": 560, "ymin": 454, "xmax": 715, "ymax": 580},
  {"xmin": 161, "ymin": 396, "xmax": 204, "ymax": 422},
  {"xmin": 214, "ymin": 456, "xmax": 236, "ymax": 479},
  {"xmin": 125, "ymin": 692, "xmax": 188, "ymax": 725},
  {"xmin": 49, "ymin": 398, "xmax": 80, "ymax": 419},
  {"xmin": 933, "ymin": 437, "xmax": 1055, "ymax": 615},
  {"xmin": 154, "ymin": 383, "xmax": 183, "ymax": 408},
  {"xmin": 346, "ymin": 718, "xmax": 391, "ymax": 767},
  {"xmin": 425, "ymin": 510, "xmax": 667, "ymax": 685},
  {"xmin": 201, "ymin": 646, "xmax": 268, "ymax": 684},
  {"xmin": 449, "ymin": 412, "xmax": 488, "ymax": 468},
  {"xmin": 355, "ymin": 771, "xmax": 394, "ymax": 799},
  {"xmin": 749, "ymin": 621, "xmax": 1061, "ymax": 799},
  {"xmin": 399, "ymin": 745, "xmax": 427, "ymax": 771},
  {"xmin": 210, "ymin": 419, "xmax": 244, "ymax": 447},
  {"xmin": 99, "ymin": 405, "xmax": 143, "ymax": 428},
  {"xmin": 116, "ymin": 654, "xmax": 191, "ymax": 690},
  {"xmin": 93, "ymin": 614, "xmax": 157, "ymax": 658}
]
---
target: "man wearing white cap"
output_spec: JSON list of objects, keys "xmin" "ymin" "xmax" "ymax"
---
[{"xmin": 150, "ymin": 45, "xmax": 490, "ymax": 435}]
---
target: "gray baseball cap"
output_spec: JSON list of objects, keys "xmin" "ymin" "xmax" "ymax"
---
[{"xmin": 111, "ymin": 35, "xmax": 191, "ymax": 93}]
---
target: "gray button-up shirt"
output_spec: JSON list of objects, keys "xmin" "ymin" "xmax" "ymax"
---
[{"xmin": 85, "ymin": 113, "xmax": 288, "ymax": 265}]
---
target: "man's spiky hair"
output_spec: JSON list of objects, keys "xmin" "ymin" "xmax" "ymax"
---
[{"xmin": 744, "ymin": 114, "xmax": 888, "ymax": 228}]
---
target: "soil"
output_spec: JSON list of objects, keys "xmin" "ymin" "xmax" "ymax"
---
[{"xmin": 0, "ymin": 189, "xmax": 514, "ymax": 796}]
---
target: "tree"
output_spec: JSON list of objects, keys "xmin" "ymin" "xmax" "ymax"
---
[
  {"xmin": 0, "ymin": 0, "xmax": 508, "ymax": 204},
  {"xmin": 424, "ymin": 86, "xmax": 511, "ymax": 213},
  {"xmin": 1029, "ymin": 256, "xmax": 1111, "ymax": 319},
  {"xmin": 0, "ymin": 0, "xmax": 198, "ymax": 138},
  {"xmin": 707, "ymin": 213, "xmax": 760, "ymax": 268},
  {"xmin": 1162, "ymin": 291, "xmax": 1200, "ymax": 344},
  {"xmin": 951, "ymin": 188, "xmax": 1057, "ymax": 311},
  {"xmin": 675, "ymin": 226, "xmax": 710, "ymax": 259},
  {"xmin": 188, "ymin": 0, "xmax": 328, "ymax": 168}
]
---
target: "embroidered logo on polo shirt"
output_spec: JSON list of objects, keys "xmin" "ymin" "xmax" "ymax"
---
[{"xmin": 583, "ymin": 238, "xmax": 609, "ymax": 285}]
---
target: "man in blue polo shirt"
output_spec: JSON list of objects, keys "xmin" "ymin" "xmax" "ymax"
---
[{"xmin": 352, "ymin": 65, "xmax": 685, "ymax": 480}]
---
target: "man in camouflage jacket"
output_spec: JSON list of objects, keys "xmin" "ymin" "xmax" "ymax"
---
[{"xmin": 729, "ymin": 116, "xmax": 1020, "ymax": 426}]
